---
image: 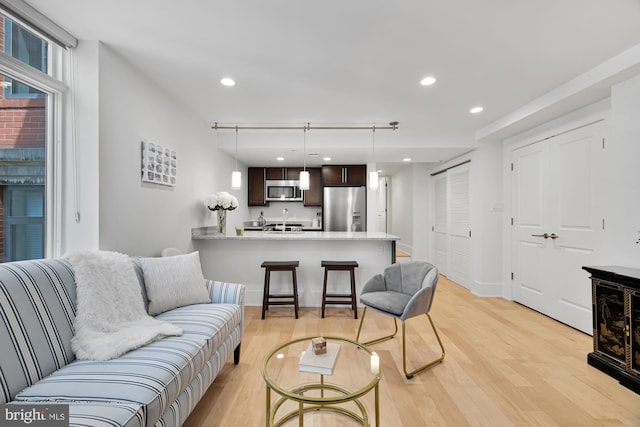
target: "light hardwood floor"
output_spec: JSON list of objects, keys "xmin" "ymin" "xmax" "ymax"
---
[{"xmin": 183, "ymin": 276, "xmax": 640, "ymax": 426}]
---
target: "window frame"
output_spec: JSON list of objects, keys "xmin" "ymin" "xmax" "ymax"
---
[{"xmin": 2, "ymin": 16, "xmax": 48, "ymax": 99}]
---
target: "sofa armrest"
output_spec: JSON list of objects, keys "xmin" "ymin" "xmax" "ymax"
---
[{"xmin": 206, "ymin": 280, "xmax": 245, "ymax": 306}]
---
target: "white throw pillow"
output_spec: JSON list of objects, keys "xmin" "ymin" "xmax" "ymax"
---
[{"xmin": 141, "ymin": 251, "xmax": 211, "ymax": 315}]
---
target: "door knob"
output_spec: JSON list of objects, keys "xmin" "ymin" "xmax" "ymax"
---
[
  {"xmin": 531, "ymin": 233, "xmax": 549, "ymax": 239},
  {"xmin": 549, "ymin": 233, "xmax": 559, "ymax": 240}
]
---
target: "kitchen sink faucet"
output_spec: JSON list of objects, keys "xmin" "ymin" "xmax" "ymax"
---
[{"xmin": 282, "ymin": 208, "xmax": 288, "ymax": 232}]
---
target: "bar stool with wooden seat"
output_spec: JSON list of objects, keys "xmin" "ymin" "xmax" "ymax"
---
[
  {"xmin": 261, "ymin": 261, "xmax": 300, "ymax": 319},
  {"xmin": 320, "ymin": 260, "xmax": 359, "ymax": 319}
]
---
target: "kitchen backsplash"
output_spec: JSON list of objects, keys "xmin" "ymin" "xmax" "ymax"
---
[{"xmin": 248, "ymin": 202, "xmax": 321, "ymax": 224}]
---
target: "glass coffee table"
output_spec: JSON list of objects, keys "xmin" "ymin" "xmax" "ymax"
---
[{"xmin": 262, "ymin": 336, "xmax": 381, "ymax": 426}]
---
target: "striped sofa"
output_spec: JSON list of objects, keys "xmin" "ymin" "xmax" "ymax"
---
[{"xmin": 0, "ymin": 257, "xmax": 244, "ymax": 427}]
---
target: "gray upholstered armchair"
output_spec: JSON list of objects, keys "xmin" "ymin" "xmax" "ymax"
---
[{"xmin": 355, "ymin": 261, "xmax": 445, "ymax": 379}]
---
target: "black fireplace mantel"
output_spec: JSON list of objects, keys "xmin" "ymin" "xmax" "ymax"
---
[{"xmin": 582, "ymin": 265, "xmax": 640, "ymax": 289}]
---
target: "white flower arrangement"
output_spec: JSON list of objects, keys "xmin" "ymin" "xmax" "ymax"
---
[{"xmin": 204, "ymin": 191, "xmax": 239, "ymax": 211}]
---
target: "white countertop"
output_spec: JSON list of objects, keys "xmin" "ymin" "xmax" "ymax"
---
[{"xmin": 192, "ymin": 227, "xmax": 399, "ymax": 241}]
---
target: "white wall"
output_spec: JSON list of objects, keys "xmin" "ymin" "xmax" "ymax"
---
[
  {"xmin": 469, "ymin": 142, "xmax": 503, "ymax": 296},
  {"xmin": 610, "ymin": 74, "xmax": 640, "ymax": 267},
  {"xmin": 389, "ymin": 165, "xmax": 414, "ymax": 254},
  {"xmin": 97, "ymin": 43, "xmax": 249, "ymax": 256},
  {"xmin": 63, "ymin": 41, "xmax": 247, "ymax": 257},
  {"xmin": 410, "ymin": 164, "xmax": 430, "ymax": 261}
]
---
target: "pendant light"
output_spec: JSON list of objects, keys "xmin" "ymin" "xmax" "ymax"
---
[
  {"xmin": 231, "ymin": 126, "xmax": 242, "ymax": 189},
  {"xmin": 369, "ymin": 126, "xmax": 379, "ymax": 190},
  {"xmin": 299, "ymin": 125, "xmax": 310, "ymax": 190}
]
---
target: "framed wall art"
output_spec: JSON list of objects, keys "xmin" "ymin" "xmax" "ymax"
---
[{"xmin": 141, "ymin": 140, "xmax": 177, "ymax": 186}]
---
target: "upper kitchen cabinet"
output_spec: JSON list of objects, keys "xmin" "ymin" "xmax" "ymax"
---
[
  {"xmin": 322, "ymin": 165, "xmax": 366, "ymax": 186},
  {"xmin": 265, "ymin": 167, "xmax": 303, "ymax": 180},
  {"xmin": 303, "ymin": 168, "xmax": 322, "ymax": 206},
  {"xmin": 248, "ymin": 167, "xmax": 267, "ymax": 206}
]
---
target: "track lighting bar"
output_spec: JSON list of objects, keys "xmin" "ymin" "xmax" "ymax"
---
[{"xmin": 212, "ymin": 121, "xmax": 399, "ymax": 131}]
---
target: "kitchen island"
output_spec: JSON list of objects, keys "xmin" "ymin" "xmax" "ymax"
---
[{"xmin": 192, "ymin": 227, "xmax": 400, "ymax": 307}]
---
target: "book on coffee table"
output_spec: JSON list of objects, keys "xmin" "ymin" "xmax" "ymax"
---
[{"xmin": 299, "ymin": 342, "xmax": 341, "ymax": 375}]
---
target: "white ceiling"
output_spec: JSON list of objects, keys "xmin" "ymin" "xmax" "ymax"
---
[{"xmin": 26, "ymin": 0, "xmax": 640, "ymax": 170}]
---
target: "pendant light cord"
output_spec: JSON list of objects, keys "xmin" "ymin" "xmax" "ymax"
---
[
  {"xmin": 234, "ymin": 126, "xmax": 238, "ymax": 170},
  {"xmin": 372, "ymin": 125, "xmax": 376, "ymax": 163},
  {"xmin": 303, "ymin": 123, "xmax": 308, "ymax": 171}
]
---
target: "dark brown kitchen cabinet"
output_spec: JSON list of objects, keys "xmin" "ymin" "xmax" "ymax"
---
[
  {"xmin": 582, "ymin": 265, "xmax": 640, "ymax": 394},
  {"xmin": 322, "ymin": 165, "xmax": 366, "ymax": 186},
  {"xmin": 303, "ymin": 168, "xmax": 322, "ymax": 206},
  {"xmin": 265, "ymin": 168, "xmax": 284, "ymax": 180},
  {"xmin": 265, "ymin": 167, "xmax": 303, "ymax": 180},
  {"xmin": 248, "ymin": 167, "xmax": 267, "ymax": 206}
]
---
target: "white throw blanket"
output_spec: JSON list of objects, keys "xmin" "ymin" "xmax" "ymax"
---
[{"xmin": 65, "ymin": 250, "xmax": 182, "ymax": 361}]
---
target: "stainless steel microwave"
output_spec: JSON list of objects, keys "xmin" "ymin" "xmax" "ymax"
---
[{"xmin": 265, "ymin": 180, "xmax": 303, "ymax": 201}]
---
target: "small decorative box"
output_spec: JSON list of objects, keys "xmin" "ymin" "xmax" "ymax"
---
[{"xmin": 311, "ymin": 337, "xmax": 327, "ymax": 355}]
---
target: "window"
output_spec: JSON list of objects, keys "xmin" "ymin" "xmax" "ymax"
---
[{"xmin": 1, "ymin": 5, "xmax": 76, "ymax": 262}]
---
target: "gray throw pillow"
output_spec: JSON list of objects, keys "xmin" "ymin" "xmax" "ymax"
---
[{"xmin": 141, "ymin": 251, "xmax": 211, "ymax": 315}]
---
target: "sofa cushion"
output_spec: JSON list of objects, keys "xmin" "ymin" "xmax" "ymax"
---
[
  {"xmin": 140, "ymin": 252, "xmax": 211, "ymax": 315},
  {"xmin": 14, "ymin": 303, "xmax": 241, "ymax": 427},
  {"xmin": 156, "ymin": 303, "xmax": 241, "ymax": 350},
  {"xmin": 360, "ymin": 291, "xmax": 412, "ymax": 317},
  {"xmin": 0, "ymin": 259, "xmax": 77, "ymax": 404}
]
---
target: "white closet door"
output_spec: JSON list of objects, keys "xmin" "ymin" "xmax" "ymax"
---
[
  {"xmin": 433, "ymin": 173, "xmax": 448, "ymax": 276},
  {"xmin": 447, "ymin": 164, "xmax": 471, "ymax": 288},
  {"xmin": 511, "ymin": 121, "xmax": 605, "ymax": 334}
]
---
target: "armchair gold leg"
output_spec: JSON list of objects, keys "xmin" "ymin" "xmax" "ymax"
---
[
  {"xmin": 402, "ymin": 313, "xmax": 445, "ymax": 379},
  {"xmin": 355, "ymin": 307, "xmax": 399, "ymax": 345}
]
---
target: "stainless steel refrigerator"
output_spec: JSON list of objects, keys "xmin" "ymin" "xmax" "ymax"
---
[{"xmin": 323, "ymin": 186, "xmax": 367, "ymax": 231}]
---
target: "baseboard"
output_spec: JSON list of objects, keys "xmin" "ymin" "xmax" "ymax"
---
[
  {"xmin": 470, "ymin": 280, "xmax": 505, "ymax": 298},
  {"xmin": 396, "ymin": 242, "xmax": 412, "ymax": 255}
]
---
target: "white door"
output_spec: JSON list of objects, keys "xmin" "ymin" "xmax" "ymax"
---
[
  {"xmin": 432, "ymin": 162, "xmax": 471, "ymax": 285},
  {"xmin": 511, "ymin": 141, "xmax": 549, "ymax": 314},
  {"xmin": 511, "ymin": 121, "xmax": 605, "ymax": 334},
  {"xmin": 433, "ymin": 173, "xmax": 448, "ymax": 276},
  {"xmin": 447, "ymin": 164, "xmax": 471, "ymax": 288}
]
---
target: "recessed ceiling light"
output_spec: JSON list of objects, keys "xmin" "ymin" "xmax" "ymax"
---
[
  {"xmin": 220, "ymin": 77, "xmax": 236, "ymax": 87},
  {"xmin": 403, "ymin": 158, "xmax": 412, "ymax": 162},
  {"xmin": 420, "ymin": 76, "xmax": 436, "ymax": 86},
  {"xmin": 470, "ymin": 106, "xmax": 483, "ymax": 114},
  {"xmin": 323, "ymin": 157, "xmax": 331, "ymax": 161},
  {"xmin": 276, "ymin": 157, "xmax": 284, "ymax": 161}
]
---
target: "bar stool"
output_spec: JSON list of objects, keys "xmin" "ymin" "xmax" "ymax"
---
[
  {"xmin": 261, "ymin": 261, "xmax": 300, "ymax": 319},
  {"xmin": 321, "ymin": 260, "xmax": 359, "ymax": 319}
]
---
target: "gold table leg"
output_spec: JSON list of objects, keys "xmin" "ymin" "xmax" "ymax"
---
[
  {"xmin": 266, "ymin": 386, "xmax": 271, "ymax": 427},
  {"xmin": 375, "ymin": 382, "xmax": 380, "ymax": 426},
  {"xmin": 298, "ymin": 401, "xmax": 304, "ymax": 426}
]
